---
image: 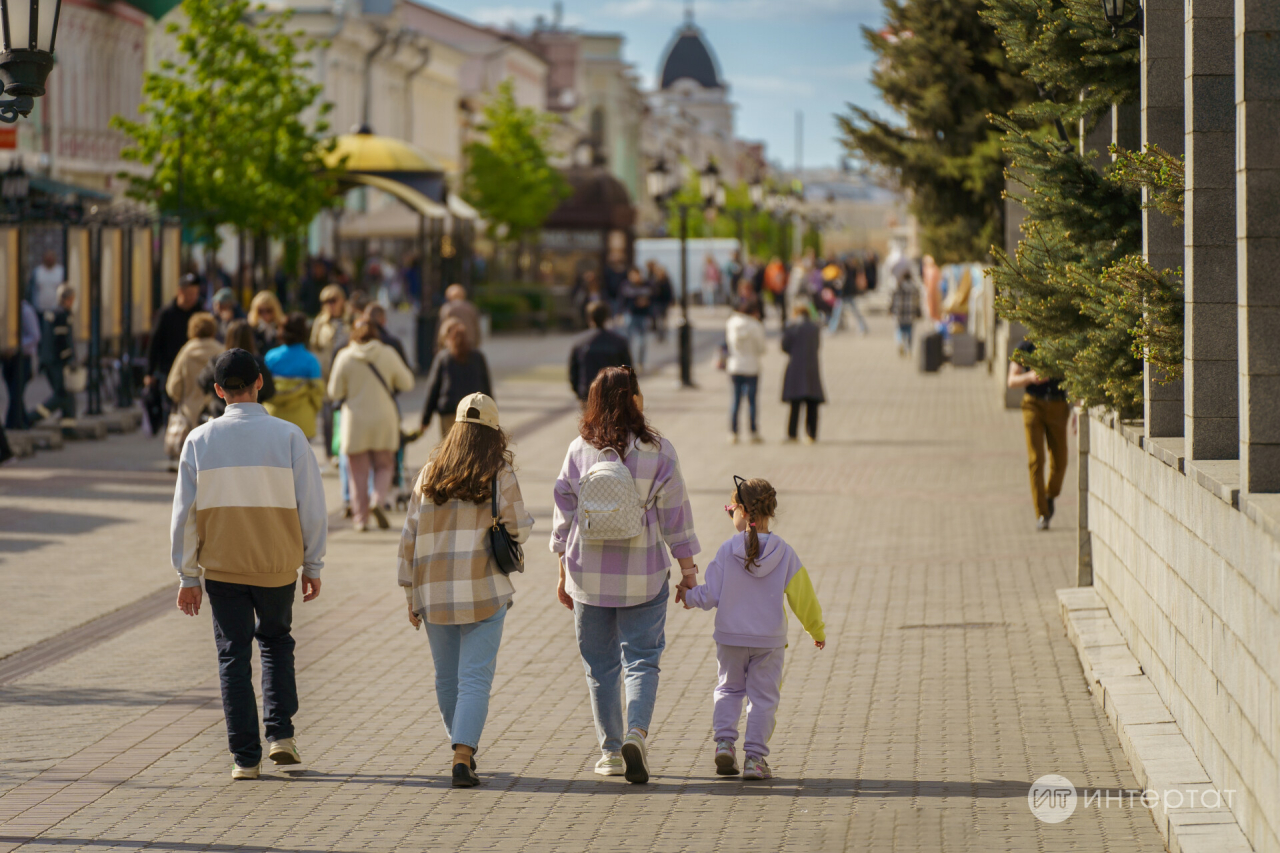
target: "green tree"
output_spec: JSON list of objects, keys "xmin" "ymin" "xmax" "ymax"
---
[
  {"xmin": 662, "ymin": 175, "xmax": 791, "ymax": 261},
  {"xmin": 112, "ymin": 0, "xmax": 336, "ymax": 251},
  {"xmin": 462, "ymin": 79, "xmax": 570, "ymax": 274},
  {"xmin": 837, "ymin": 0, "xmax": 1034, "ymax": 261},
  {"xmin": 984, "ymin": 0, "xmax": 1146, "ymax": 410}
]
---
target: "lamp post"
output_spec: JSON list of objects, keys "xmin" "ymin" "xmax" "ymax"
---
[
  {"xmin": 1099, "ymin": 0, "xmax": 1143, "ymax": 35},
  {"xmin": 0, "ymin": 0, "xmax": 62, "ymax": 122},
  {"xmin": 647, "ymin": 157, "xmax": 719, "ymax": 388}
]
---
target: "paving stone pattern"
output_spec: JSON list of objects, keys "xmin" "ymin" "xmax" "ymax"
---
[{"xmin": 0, "ymin": 310, "xmax": 1167, "ymax": 851}]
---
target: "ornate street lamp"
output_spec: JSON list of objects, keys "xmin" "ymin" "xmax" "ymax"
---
[
  {"xmin": 698, "ymin": 160, "xmax": 720, "ymax": 208},
  {"xmin": 748, "ymin": 179, "xmax": 764, "ymax": 209},
  {"xmin": 1099, "ymin": 0, "xmax": 1143, "ymax": 35},
  {"xmin": 0, "ymin": 0, "xmax": 62, "ymax": 123}
]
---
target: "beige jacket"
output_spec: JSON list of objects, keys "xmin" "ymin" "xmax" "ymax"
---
[
  {"xmin": 309, "ymin": 310, "xmax": 348, "ymax": 381},
  {"xmin": 166, "ymin": 337, "xmax": 223, "ymax": 427},
  {"xmin": 327, "ymin": 339, "xmax": 415, "ymax": 455}
]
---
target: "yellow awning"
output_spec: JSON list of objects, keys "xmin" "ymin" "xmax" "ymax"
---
[
  {"xmin": 337, "ymin": 204, "xmax": 428, "ymax": 240},
  {"xmin": 342, "ymin": 173, "xmax": 447, "ymax": 219},
  {"xmin": 322, "ymin": 133, "xmax": 444, "ymax": 173}
]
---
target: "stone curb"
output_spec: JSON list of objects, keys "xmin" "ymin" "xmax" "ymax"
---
[{"xmin": 1057, "ymin": 587, "xmax": 1254, "ymax": 853}]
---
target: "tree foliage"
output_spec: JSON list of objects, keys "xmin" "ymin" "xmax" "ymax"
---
[
  {"xmin": 984, "ymin": 0, "xmax": 1145, "ymax": 411},
  {"xmin": 462, "ymin": 80, "xmax": 570, "ymax": 249},
  {"xmin": 112, "ymin": 0, "xmax": 336, "ymax": 247},
  {"xmin": 837, "ymin": 0, "xmax": 1034, "ymax": 262},
  {"xmin": 662, "ymin": 174, "xmax": 793, "ymax": 262}
]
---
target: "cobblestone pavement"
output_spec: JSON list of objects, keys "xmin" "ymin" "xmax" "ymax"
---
[{"xmin": 0, "ymin": 308, "xmax": 1166, "ymax": 852}]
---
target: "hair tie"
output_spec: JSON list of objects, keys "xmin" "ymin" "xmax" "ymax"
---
[{"xmin": 749, "ymin": 522, "xmax": 756, "ymax": 527}]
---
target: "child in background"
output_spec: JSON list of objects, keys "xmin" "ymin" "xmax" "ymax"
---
[{"xmin": 679, "ymin": 477, "xmax": 825, "ymax": 780}]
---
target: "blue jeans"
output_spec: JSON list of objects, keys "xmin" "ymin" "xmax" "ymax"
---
[
  {"xmin": 423, "ymin": 604, "xmax": 507, "ymax": 752},
  {"xmin": 574, "ymin": 581, "xmax": 668, "ymax": 752},
  {"xmin": 205, "ymin": 579, "xmax": 298, "ymax": 768},
  {"xmin": 627, "ymin": 313, "xmax": 648, "ymax": 368},
  {"xmin": 730, "ymin": 374, "xmax": 758, "ymax": 435},
  {"xmin": 896, "ymin": 322, "xmax": 914, "ymax": 350},
  {"xmin": 829, "ymin": 295, "xmax": 868, "ymax": 334}
]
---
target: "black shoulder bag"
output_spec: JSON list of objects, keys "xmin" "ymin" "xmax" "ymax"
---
[{"xmin": 489, "ymin": 475, "xmax": 524, "ymax": 575}]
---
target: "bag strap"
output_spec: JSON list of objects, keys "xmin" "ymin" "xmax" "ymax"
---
[
  {"xmin": 491, "ymin": 473, "xmax": 501, "ymax": 530},
  {"xmin": 363, "ymin": 359, "xmax": 397, "ymax": 406}
]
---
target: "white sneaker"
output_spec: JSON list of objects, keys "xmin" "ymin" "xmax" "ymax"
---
[
  {"xmin": 354, "ymin": 521, "xmax": 368, "ymax": 532},
  {"xmin": 728, "ymin": 433, "xmax": 739, "ymax": 445},
  {"xmin": 621, "ymin": 730, "xmax": 649, "ymax": 784},
  {"xmin": 268, "ymin": 737, "xmax": 301, "ymax": 766},
  {"xmin": 742, "ymin": 755, "xmax": 772, "ymax": 780},
  {"xmin": 594, "ymin": 751, "xmax": 625, "ymax": 776},
  {"xmin": 231, "ymin": 762, "xmax": 260, "ymax": 780},
  {"xmin": 714, "ymin": 740, "xmax": 739, "ymax": 776}
]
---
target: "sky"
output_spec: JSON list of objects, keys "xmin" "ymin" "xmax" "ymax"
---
[{"xmin": 421, "ymin": 0, "xmax": 888, "ymax": 169}]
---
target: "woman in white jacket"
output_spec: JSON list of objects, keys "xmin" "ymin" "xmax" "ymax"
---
[
  {"xmin": 724, "ymin": 297, "xmax": 768, "ymax": 444},
  {"xmin": 328, "ymin": 318, "xmax": 415, "ymax": 530}
]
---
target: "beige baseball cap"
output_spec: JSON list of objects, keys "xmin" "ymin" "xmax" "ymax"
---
[{"xmin": 455, "ymin": 393, "xmax": 500, "ymax": 430}]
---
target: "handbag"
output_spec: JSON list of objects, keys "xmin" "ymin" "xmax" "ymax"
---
[
  {"xmin": 63, "ymin": 364, "xmax": 87, "ymax": 394},
  {"xmin": 163, "ymin": 410, "xmax": 192, "ymax": 459},
  {"xmin": 488, "ymin": 474, "xmax": 523, "ymax": 575}
]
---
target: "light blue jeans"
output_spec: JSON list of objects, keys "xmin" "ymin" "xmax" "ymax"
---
[
  {"xmin": 573, "ymin": 581, "xmax": 668, "ymax": 753},
  {"xmin": 829, "ymin": 295, "xmax": 868, "ymax": 334},
  {"xmin": 626, "ymin": 313, "xmax": 648, "ymax": 369},
  {"xmin": 423, "ymin": 604, "xmax": 507, "ymax": 752}
]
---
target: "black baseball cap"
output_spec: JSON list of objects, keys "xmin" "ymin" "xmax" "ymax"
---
[
  {"xmin": 180, "ymin": 272, "xmax": 203, "ymax": 289},
  {"xmin": 213, "ymin": 348, "xmax": 260, "ymax": 391}
]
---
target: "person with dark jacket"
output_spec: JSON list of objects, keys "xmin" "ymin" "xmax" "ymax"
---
[
  {"xmin": 781, "ymin": 305, "xmax": 825, "ymax": 443},
  {"xmin": 199, "ymin": 320, "xmax": 275, "ymax": 419},
  {"xmin": 569, "ymin": 302, "xmax": 633, "ymax": 402},
  {"xmin": 31, "ymin": 285, "xmax": 77, "ymax": 423},
  {"xmin": 364, "ymin": 304, "xmax": 409, "ymax": 367},
  {"xmin": 422, "ymin": 317, "xmax": 493, "ymax": 438},
  {"xmin": 147, "ymin": 274, "xmax": 203, "ymax": 385}
]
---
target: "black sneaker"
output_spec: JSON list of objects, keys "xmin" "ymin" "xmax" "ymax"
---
[
  {"xmin": 371, "ymin": 505, "xmax": 390, "ymax": 529},
  {"xmin": 1046, "ymin": 497, "xmax": 1055, "ymax": 521},
  {"xmin": 452, "ymin": 762, "xmax": 479, "ymax": 788}
]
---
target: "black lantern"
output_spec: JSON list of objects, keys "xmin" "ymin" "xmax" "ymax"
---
[
  {"xmin": 698, "ymin": 160, "xmax": 720, "ymax": 208},
  {"xmin": 748, "ymin": 179, "xmax": 764, "ymax": 209},
  {"xmin": 0, "ymin": 0, "xmax": 61, "ymax": 122},
  {"xmin": 1100, "ymin": 0, "xmax": 1143, "ymax": 34},
  {"xmin": 646, "ymin": 157, "xmax": 670, "ymax": 203}
]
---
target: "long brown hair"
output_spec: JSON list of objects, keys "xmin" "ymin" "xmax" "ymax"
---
[
  {"xmin": 419, "ymin": 421, "xmax": 513, "ymax": 505},
  {"xmin": 580, "ymin": 366, "xmax": 660, "ymax": 455},
  {"xmin": 733, "ymin": 478, "xmax": 778, "ymax": 572},
  {"xmin": 224, "ymin": 319, "xmax": 257, "ymax": 356}
]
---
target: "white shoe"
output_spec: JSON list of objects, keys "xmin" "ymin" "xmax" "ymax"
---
[
  {"xmin": 231, "ymin": 762, "xmax": 260, "ymax": 780},
  {"xmin": 728, "ymin": 433, "xmax": 739, "ymax": 445},
  {"xmin": 354, "ymin": 521, "xmax": 368, "ymax": 532},
  {"xmin": 742, "ymin": 755, "xmax": 772, "ymax": 780},
  {"xmin": 268, "ymin": 737, "xmax": 301, "ymax": 766},
  {"xmin": 621, "ymin": 730, "xmax": 649, "ymax": 784},
  {"xmin": 594, "ymin": 752, "xmax": 625, "ymax": 776},
  {"xmin": 714, "ymin": 740, "xmax": 739, "ymax": 776}
]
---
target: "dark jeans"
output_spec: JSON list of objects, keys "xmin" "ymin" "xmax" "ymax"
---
[
  {"xmin": 730, "ymin": 374, "xmax": 758, "ymax": 435},
  {"xmin": 321, "ymin": 398, "xmax": 335, "ymax": 459},
  {"xmin": 38, "ymin": 361, "xmax": 74, "ymax": 420},
  {"xmin": 788, "ymin": 399, "xmax": 820, "ymax": 440},
  {"xmin": 2, "ymin": 354, "xmax": 30, "ymax": 429},
  {"xmin": 206, "ymin": 579, "xmax": 298, "ymax": 767}
]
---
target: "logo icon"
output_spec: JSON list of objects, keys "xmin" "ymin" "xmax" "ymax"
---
[{"xmin": 1028, "ymin": 774, "xmax": 1077, "ymax": 823}]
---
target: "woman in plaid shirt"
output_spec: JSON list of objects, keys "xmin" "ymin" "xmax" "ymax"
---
[
  {"xmin": 399, "ymin": 393, "xmax": 534, "ymax": 788},
  {"xmin": 551, "ymin": 367, "xmax": 701, "ymax": 784}
]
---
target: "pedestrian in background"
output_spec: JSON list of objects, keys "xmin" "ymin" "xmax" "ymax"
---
[
  {"xmin": 647, "ymin": 261, "xmax": 673, "ymax": 343},
  {"xmin": 828, "ymin": 256, "xmax": 868, "ymax": 335},
  {"xmin": 165, "ymin": 312, "xmax": 221, "ymax": 459},
  {"xmin": 681, "ymin": 477, "xmax": 825, "ymax": 781},
  {"xmin": 2, "ymin": 297, "xmax": 39, "ymax": 429},
  {"xmin": 569, "ymin": 302, "xmax": 632, "ymax": 403},
  {"xmin": 170, "ymin": 348, "xmax": 327, "ymax": 781},
  {"xmin": 1007, "ymin": 340, "xmax": 1072, "ymax": 531},
  {"xmin": 212, "ymin": 288, "xmax": 244, "ymax": 341},
  {"xmin": 725, "ymin": 297, "xmax": 767, "ymax": 444},
  {"xmin": 889, "ymin": 272, "xmax": 922, "ymax": 356},
  {"xmin": 264, "ymin": 313, "xmax": 324, "ymax": 438},
  {"xmin": 311, "ymin": 283, "xmax": 349, "ymax": 462},
  {"xmin": 31, "ymin": 285, "xmax": 78, "ymax": 425},
  {"xmin": 423, "ymin": 318, "xmax": 493, "ymax": 439},
  {"xmin": 763, "ymin": 256, "xmax": 787, "ymax": 325},
  {"xmin": 199, "ymin": 320, "xmax": 274, "ymax": 420},
  {"xmin": 329, "ymin": 317, "xmax": 414, "ymax": 532},
  {"xmin": 248, "ymin": 291, "xmax": 282, "ymax": 355},
  {"xmin": 363, "ymin": 303, "xmax": 409, "ymax": 368},
  {"xmin": 701, "ymin": 253, "xmax": 722, "ymax": 307},
  {"xmin": 399, "ymin": 393, "xmax": 534, "ymax": 788},
  {"xmin": 621, "ymin": 267, "xmax": 652, "ymax": 372},
  {"xmin": 145, "ymin": 273, "xmax": 203, "ymax": 427},
  {"xmin": 781, "ymin": 305, "xmax": 825, "ymax": 444},
  {"xmin": 439, "ymin": 284, "xmax": 481, "ymax": 350},
  {"xmin": 551, "ymin": 366, "xmax": 701, "ymax": 784},
  {"xmin": 31, "ymin": 250, "xmax": 65, "ymax": 314}
]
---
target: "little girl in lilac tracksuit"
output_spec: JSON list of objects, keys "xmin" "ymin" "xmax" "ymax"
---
[{"xmin": 680, "ymin": 477, "xmax": 825, "ymax": 780}]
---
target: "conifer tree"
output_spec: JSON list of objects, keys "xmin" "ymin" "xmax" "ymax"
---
[{"xmin": 837, "ymin": 0, "xmax": 1033, "ymax": 262}]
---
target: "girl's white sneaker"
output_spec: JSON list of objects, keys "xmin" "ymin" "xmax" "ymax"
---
[
  {"xmin": 742, "ymin": 755, "xmax": 772, "ymax": 780},
  {"xmin": 594, "ymin": 752, "xmax": 625, "ymax": 776},
  {"xmin": 714, "ymin": 741, "xmax": 739, "ymax": 776},
  {"xmin": 621, "ymin": 731, "xmax": 649, "ymax": 784}
]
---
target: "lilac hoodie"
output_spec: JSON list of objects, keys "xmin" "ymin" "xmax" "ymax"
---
[{"xmin": 684, "ymin": 532, "xmax": 825, "ymax": 648}]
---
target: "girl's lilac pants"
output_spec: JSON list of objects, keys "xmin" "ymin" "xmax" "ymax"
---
[{"xmin": 712, "ymin": 644, "xmax": 785, "ymax": 759}]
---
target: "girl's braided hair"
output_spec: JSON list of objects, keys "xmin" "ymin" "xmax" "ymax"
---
[{"xmin": 733, "ymin": 477, "xmax": 778, "ymax": 572}]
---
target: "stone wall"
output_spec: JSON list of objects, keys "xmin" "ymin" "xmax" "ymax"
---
[{"xmin": 1088, "ymin": 416, "xmax": 1280, "ymax": 852}]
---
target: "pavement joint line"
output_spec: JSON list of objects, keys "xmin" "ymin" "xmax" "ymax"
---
[{"xmin": 0, "ymin": 593, "xmax": 389, "ymax": 849}]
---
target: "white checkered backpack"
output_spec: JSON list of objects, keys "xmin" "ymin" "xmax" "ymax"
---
[{"xmin": 577, "ymin": 446, "xmax": 650, "ymax": 540}]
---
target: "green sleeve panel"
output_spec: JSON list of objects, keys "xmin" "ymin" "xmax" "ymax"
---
[{"xmin": 785, "ymin": 566, "xmax": 825, "ymax": 643}]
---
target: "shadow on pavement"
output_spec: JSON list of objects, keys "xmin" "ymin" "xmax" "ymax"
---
[{"xmin": 0, "ymin": 685, "xmax": 184, "ymax": 706}]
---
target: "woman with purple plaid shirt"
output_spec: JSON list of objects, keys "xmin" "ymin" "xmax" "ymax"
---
[{"xmin": 551, "ymin": 367, "xmax": 701, "ymax": 784}]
